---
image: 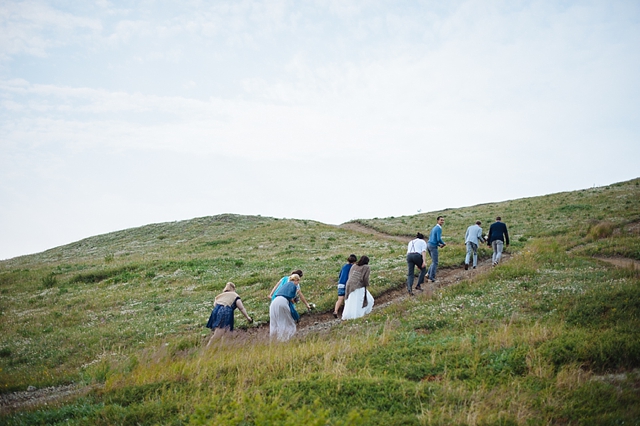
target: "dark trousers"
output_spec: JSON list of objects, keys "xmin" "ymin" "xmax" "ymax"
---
[{"xmin": 406, "ymin": 252, "xmax": 427, "ymax": 292}]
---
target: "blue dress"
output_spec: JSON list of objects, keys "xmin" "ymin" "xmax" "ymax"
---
[
  {"xmin": 337, "ymin": 263, "xmax": 353, "ymax": 296},
  {"xmin": 206, "ymin": 297, "xmax": 239, "ymax": 331}
]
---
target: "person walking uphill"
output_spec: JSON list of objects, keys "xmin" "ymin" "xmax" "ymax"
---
[
  {"xmin": 342, "ymin": 256, "xmax": 374, "ymax": 320},
  {"xmin": 406, "ymin": 233, "xmax": 428, "ymax": 295},
  {"xmin": 206, "ymin": 282, "xmax": 252, "ymax": 345},
  {"xmin": 464, "ymin": 221, "xmax": 485, "ymax": 270},
  {"xmin": 487, "ymin": 216, "xmax": 509, "ymax": 266},
  {"xmin": 427, "ymin": 216, "xmax": 446, "ymax": 283},
  {"xmin": 334, "ymin": 254, "xmax": 357, "ymax": 318},
  {"xmin": 269, "ymin": 273, "xmax": 311, "ymax": 341}
]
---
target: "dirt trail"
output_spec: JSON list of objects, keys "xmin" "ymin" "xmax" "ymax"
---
[
  {"xmin": 339, "ymin": 222, "xmax": 411, "ymax": 243},
  {"xmin": 250, "ymin": 221, "xmax": 509, "ymax": 337},
  {"xmin": 596, "ymin": 256, "xmax": 640, "ymax": 270},
  {"xmin": 297, "ymin": 254, "xmax": 508, "ymax": 337},
  {"xmin": 0, "ymin": 384, "xmax": 98, "ymax": 414}
]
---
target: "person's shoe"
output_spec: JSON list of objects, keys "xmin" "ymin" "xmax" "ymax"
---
[
  {"xmin": 415, "ymin": 285, "xmax": 422, "ymax": 291},
  {"xmin": 473, "ymin": 266, "xmax": 476, "ymax": 269},
  {"xmin": 464, "ymin": 263, "xmax": 469, "ymax": 270},
  {"xmin": 332, "ymin": 312, "xmax": 338, "ymax": 318}
]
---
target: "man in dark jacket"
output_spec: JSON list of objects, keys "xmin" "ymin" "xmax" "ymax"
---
[{"xmin": 487, "ymin": 217, "xmax": 509, "ymax": 266}]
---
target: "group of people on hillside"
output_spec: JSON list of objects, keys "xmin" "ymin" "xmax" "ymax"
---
[
  {"xmin": 205, "ymin": 254, "xmax": 375, "ymax": 342},
  {"xmin": 264, "ymin": 254, "xmax": 374, "ymax": 341},
  {"xmin": 406, "ymin": 216, "xmax": 510, "ymax": 294},
  {"xmin": 205, "ymin": 216, "xmax": 509, "ymax": 343}
]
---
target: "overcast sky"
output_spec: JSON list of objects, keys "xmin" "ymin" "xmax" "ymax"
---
[{"xmin": 1, "ymin": 0, "xmax": 639, "ymax": 260}]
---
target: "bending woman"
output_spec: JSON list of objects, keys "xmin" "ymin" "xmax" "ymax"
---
[
  {"xmin": 342, "ymin": 256, "xmax": 374, "ymax": 320},
  {"xmin": 269, "ymin": 269, "xmax": 304, "ymax": 301},
  {"xmin": 269, "ymin": 273, "xmax": 310, "ymax": 341},
  {"xmin": 206, "ymin": 282, "xmax": 252, "ymax": 344}
]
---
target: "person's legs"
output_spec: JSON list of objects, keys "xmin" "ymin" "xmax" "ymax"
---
[
  {"xmin": 333, "ymin": 296, "xmax": 344, "ymax": 317},
  {"xmin": 465, "ymin": 242, "xmax": 472, "ymax": 267},
  {"xmin": 495, "ymin": 240, "xmax": 503, "ymax": 264},
  {"xmin": 427, "ymin": 244, "xmax": 439, "ymax": 280},
  {"xmin": 471, "ymin": 242, "xmax": 478, "ymax": 268},
  {"xmin": 406, "ymin": 253, "xmax": 419, "ymax": 293},
  {"xmin": 492, "ymin": 240, "xmax": 503, "ymax": 265},
  {"xmin": 491, "ymin": 241, "xmax": 497, "ymax": 264},
  {"xmin": 207, "ymin": 328, "xmax": 228, "ymax": 347},
  {"xmin": 416, "ymin": 260, "xmax": 427, "ymax": 287}
]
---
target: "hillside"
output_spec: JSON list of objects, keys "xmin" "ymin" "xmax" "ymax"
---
[{"xmin": 1, "ymin": 178, "xmax": 639, "ymax": 425}]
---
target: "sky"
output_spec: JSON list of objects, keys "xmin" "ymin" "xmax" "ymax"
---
[{"xmin": 1, "ymin": 0, "xmax": 639, "ymax": 260}]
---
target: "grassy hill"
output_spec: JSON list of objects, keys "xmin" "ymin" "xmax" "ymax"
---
[{"xmin": 1, "ymin": 178, "xmax": 639, "ymax": 425}]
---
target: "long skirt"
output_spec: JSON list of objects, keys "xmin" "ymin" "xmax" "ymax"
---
[
  {"xmin": 342, "ymin": 287, "xmax": 374, "ymax": 320},
  {"xmin": 269, "ymin": 296, "xmax": 297, "ymax": 341}
]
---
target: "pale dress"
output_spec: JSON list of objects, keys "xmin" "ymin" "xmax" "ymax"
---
[
  {"xmin": 269, "ymin": 296, "xmax": 297, "ymax": 341},
  {"xmin": 342, "ymin": 287, "xmax": 374, "ymax": 320}
]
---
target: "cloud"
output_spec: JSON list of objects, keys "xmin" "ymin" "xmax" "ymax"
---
[
  {"xmin": 0, "ymin": 0, "xmax": 639, "ymax": 259},
  {"xmin": 0, "ymin": 1, "xmax": 101, "ymax": 59}
]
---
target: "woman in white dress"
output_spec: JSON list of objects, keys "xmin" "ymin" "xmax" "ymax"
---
[
  {"xmin": 269, "ymin": 274, "xmax": 311, "ymax": 341},
  {"xmin": 342, "ymin": 256, "xmax": 374, "ymax": 320}
]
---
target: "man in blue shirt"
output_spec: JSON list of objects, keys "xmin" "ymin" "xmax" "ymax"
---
[{"xmin": 427, "ymin": 216, "xmax": 446, "ymax": 282}]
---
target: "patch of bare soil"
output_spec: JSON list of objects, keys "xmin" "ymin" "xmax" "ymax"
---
[
  {"xmin": 339, "ymin": 222, "xmax": 411, "ymax": 243},
  {"xmin": 596, "ymin": 256, "xmax": 640, "ymax": 270},
  {"xmin": 0, "ymin": 384, "xmax": 98, "ymax": 414},
  {"xmin": 625, "ymin": 221, "xmax": 640, "ymax": 235}
]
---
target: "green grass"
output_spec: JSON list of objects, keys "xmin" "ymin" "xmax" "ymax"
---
[{"xmin": 1, "ymin": 179, "xmax": 639, "ymax": 425}]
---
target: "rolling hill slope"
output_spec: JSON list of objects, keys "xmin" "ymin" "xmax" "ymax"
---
[{"xmin": 1, "ymin": 178, "xmax": 639, "ymax": 424}]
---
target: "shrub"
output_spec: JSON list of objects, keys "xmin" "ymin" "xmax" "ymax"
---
[
  {"xmin": 41, "ymin": 273, "xmax": 58, "ymax": 288},
  {"xmin": 588, "ymin": 222, "xmax": 615, "ymax": 240}
]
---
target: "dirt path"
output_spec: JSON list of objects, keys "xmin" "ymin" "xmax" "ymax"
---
[
  {"xmin": 596, "ymin": 256, "xmax": 640, "ymax": 270},
  {"xmin": 0, "ymin": 384, "xmax": 98, "ymax": 414},
  {"xmin": 339, "ymin": 222, "xmax": 411, "ymax": 243},
  {"xmin": 247, "ymin": 220, "xmax": 509, "ymax": 337},
  {"xmin": 297, "ymin": 253, "xmax": 508, "ymax": 337}
]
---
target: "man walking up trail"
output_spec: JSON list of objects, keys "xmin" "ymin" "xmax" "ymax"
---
[
  {"xmin": 406, "ymin": 233, "xmax": 427, "ymax": 295},
  {"xmin": 487, "ymin": 216, "xmax": 509, "ymax": 266},
  {"xmin": 427, "ymin": 216, "xmax": 446, "ymax": 283},
  {"xmin": 464, "ymin": 221, "xmax": 485, "ymax": 270}
]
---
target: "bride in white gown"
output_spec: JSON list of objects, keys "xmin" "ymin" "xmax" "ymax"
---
[{"xmin": 342, "ymin": 255, "xmax": 374, "ymax": 320}]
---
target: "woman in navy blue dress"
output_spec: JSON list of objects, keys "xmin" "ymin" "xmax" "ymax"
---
[
  {"xmin": 206, "ymin": 282, "xmax": 252, "ymax": 344},
  {"xmin": 333, "ymin": 254, "xmax": 357, "ymax": 318}
]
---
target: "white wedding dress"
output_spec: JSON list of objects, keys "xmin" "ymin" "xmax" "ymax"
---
[{"xmin": 341, "ymin": 287, "xmax": 374, "ymax": 320}]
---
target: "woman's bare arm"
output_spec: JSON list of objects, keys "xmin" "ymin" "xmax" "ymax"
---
[
  {"xmin": 268, "ymin": 280, "xmax": 281, "ymax": 298},
  {"xmin": 236, "ymin": 299, "xmax": 252, "ymax": 322},
  {"xmin": 297, "ymin": 290, "xmax": 310, "ymax": 310}
]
